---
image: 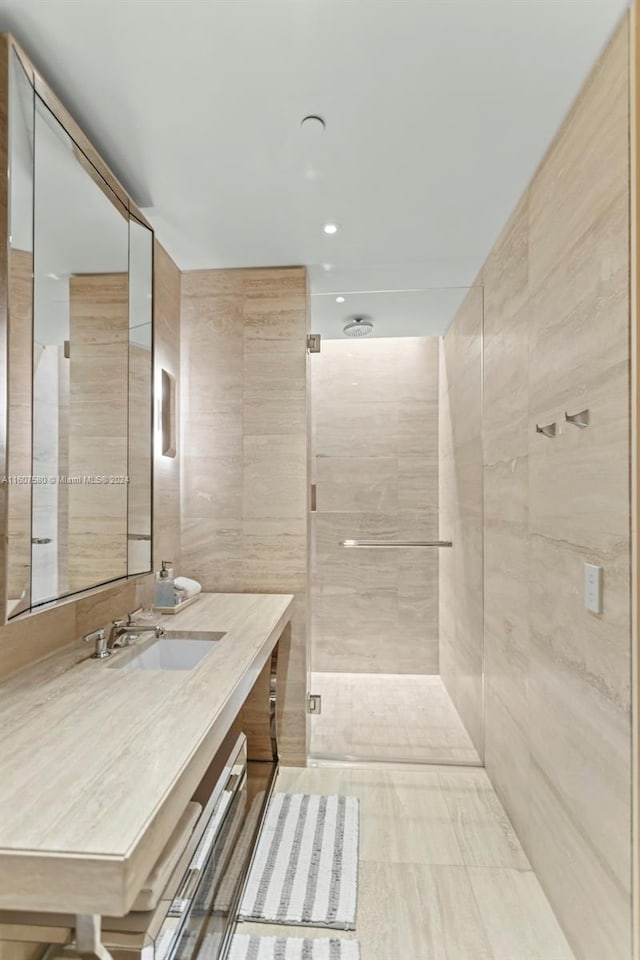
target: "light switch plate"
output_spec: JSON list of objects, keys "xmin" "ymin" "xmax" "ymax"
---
[{"xmin": 584, "ymin": 563, "xmax": 603, "ymax": 615}]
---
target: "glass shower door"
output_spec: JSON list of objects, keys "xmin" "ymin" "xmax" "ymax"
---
[{"xmin": 308, "ymin": 286, "xmax": 484, "ymax": 765}]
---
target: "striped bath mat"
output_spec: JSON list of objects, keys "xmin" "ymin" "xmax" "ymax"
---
[
  {"xmin": 228, "ymin": 935, "xmax": 360, "ymax": 959},
  {"xmin": 238, "ymin": 793, "xmax": 359, "ymax": 929}
]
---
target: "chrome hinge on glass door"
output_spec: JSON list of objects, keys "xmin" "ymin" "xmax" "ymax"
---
[
  {"xmin": 307, "ymin": 693, "xmax": 322, "ymax": 715},
  {"xmin": 307, "ymin": 333, "xmax": 321, "ymax": 353}
]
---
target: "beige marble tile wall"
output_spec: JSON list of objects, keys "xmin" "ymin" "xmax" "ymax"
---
[
  {"xmin": 479, "ymin": 17, "xmax": 631, "ymax": 960},
  {"xmin": 7, "ymin": 250, "xmax": 32, "ymax": 610},
  {"xmin": 0, "ymin": 241, "xmax": 182, "ymax": 681},
  {"xmin": 438, "ymin": 287, "xmax": 484, "ymax": 754},
  {"xmin": 57, "ymin": 351, "xmax": 69, "ymax": 595},
  {"xmin": 151, "ymin": 242, "xmax": 182, "ymax": 578},
  {"xmin": 67, "ymin": 273, "xmax": 129, "ymax": 590},
  {"xmin": 311, "ymin": 336, "xmax": 440, "ymax": 674},
  {"xmin": 180, "ymin": 266, "xmax": 309, "ymax": 765},
  {"xmin": 128, "ymin": 343, "xmax": 152, "ymax": 565}
]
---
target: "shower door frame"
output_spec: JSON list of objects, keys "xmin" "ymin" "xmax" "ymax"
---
[
  {"xmin": 629, "ymin": 4, "xmax": 639, "ymax": 955},
  {"xmin": 306, "ymin": 318, "xmax": 486, "ymax": 770}
]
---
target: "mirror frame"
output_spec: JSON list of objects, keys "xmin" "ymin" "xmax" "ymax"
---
[{"xmin": 1, "ymin": 33, "xmax": 155, "ymax": 625}]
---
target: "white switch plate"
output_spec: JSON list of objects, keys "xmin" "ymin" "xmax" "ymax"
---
[{"xmin": 584, "ymin": 563, "xmax": 603, "ymax": 615}]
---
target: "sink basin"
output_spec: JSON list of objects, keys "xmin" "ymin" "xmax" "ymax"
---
[{"xmin": 108, "ymin": 631, "xmax": 225, "ymax": 672}]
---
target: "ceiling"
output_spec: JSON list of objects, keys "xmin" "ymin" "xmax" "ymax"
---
[
  {"xmin": 11, "ymin": 53, "xmax": 152, "ymax": 348},
  {"xmin": 0, "ymin": 0, "xmax": 629, "ymax": 335},
  {"xmin": 312, "ymin": 287, "xmax": 474, "ymax": 339}
]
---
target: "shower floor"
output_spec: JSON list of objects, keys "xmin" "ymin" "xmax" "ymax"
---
[{"xmin": 309, "ymin": 672, "xmax": 481, "ymax": 764}]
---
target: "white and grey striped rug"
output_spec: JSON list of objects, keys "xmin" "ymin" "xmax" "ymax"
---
[
  {"xmin": 238, "ymin": 793, "xmax": 359, "ymax": 929},
  {"xmin": 228, "ymin": 935, "xmax": 360, "ymax": 960}
]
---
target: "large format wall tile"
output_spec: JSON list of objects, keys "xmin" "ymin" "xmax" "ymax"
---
[
  {"xmin": 438, "ymin": 286, "xmax": 484, "ymax": 753},
  {"xmin": 316, "ymin": 456, "xmax": 398, "ymax": 514},
  {"xmin": 180, "ymin": 518, "xmax": 243, "ymax": 592},
  {"xmin": 153, "ymin": 242, "xmax": 182, "ymax": 573},
  {"xmin": 529, "ymin": 757, "xmax": 631, "ymax": 960},
  {"xmin": 310, "ymin": 337, "xmax": 440, "ymax": 675},
  {"xmin": 527, "ymin": 22, "xmax": 629, "ymax": 295},
  {"xmin": 67, "ymin": 274, "xmax": 128, "ymax": 590},
  {"xmin": 243, "ymin": 435, "xmax": 307, "ymax": 519},
  {"xmin": 475, "ymin": 14, "xmax": 632, "ymax": 960},
  {"xmin": 482, "ymin": 304, "xmax": 529, "ymax": 465},
  {"xmin": 527, "ymin": 597, "xmax": 631, "ymax": 886},
  {"xmin": 480, "ymin": 192, "xmax": 532, "ymax": 841},
  {"xmin": 181, "ymin": 266, "xmax": 309, "ymax": 765},
  {"xmin": 316, "ymin": 400, "xmax": 399, "ymax": 459}
]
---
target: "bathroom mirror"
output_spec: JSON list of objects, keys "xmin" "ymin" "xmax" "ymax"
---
[
  {"xmin": 33, "ymin": 97, "xmax": 130, "ymax": 603},
  {"xmin": 128, "ymin": 218, "xmax": 153, "ymax": 575},
  {"xmin": 4, "ymin": 41, "xmax": 154, "ymax": 619},
  {"xmin": 7, "ymin": 48, "xmax": 35, "ymax": 617}
]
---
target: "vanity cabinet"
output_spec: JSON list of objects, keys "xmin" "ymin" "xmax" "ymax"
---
[
  {"xmin": 0, "ymin": 733, "xmax": 276, "ymax": 960},
  {"xmin": 0, "ymin": 594, "xmax": 293, "ymax": 960}
]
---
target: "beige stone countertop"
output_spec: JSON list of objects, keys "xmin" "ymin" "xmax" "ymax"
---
[{"xmin": 0, "ymin": 592, "xmax": 293, "ymax": 918}]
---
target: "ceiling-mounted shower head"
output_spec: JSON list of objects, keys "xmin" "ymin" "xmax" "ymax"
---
[{"xmin": 343, "ymin": 315, "xmax": 374, "ymax": 338}]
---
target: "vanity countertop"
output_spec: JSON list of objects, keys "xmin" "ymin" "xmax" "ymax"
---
[{"xmin": 0, "ymin": 592, "xmax": 293, "ymax": 917}]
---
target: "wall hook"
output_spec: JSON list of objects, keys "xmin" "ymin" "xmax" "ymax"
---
[
  {"xmin": 536, "ymin": 422, "xmax": 557, "ymax": 438},
  {"xmin": 565, "ymin": 408, "xmax": 589, "ymax": 429}
]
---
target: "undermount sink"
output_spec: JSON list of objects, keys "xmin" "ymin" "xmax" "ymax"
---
[{"xmin": 108, "ymin": 631, "xmax": 225, "ymax": 672}]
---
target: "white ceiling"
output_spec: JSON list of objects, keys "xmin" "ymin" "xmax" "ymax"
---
[
  {"xmin": 0, "ymin": 0, "xmax": 629, "ymax": 335},
  {"xmin": 11, "ymin": 62, "xmax": 152, "ymax": 347},
  {"xmin": 34, "ymin": 99, "xmax": 129, "ymax": 278},
  {"xmin": 313, "ymin": 286, "xmax": 474, "ymax": 339}
]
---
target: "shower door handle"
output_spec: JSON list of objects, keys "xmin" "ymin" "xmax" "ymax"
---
[{"xmin": 339, "ymin": 539, "xmax": 453, "ymax": 548}]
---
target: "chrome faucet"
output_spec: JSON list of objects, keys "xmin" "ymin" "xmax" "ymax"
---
[
  {"xmin": 83, "ymin": 608, "xmax": 165, "ymax": 660},
  {"xmin": 83, "ymin": 628, "xmax": 109, "ymax": 660},
  {"xmin": 108, "ymin": 607, "xmax": 165, "ymax": 650}
]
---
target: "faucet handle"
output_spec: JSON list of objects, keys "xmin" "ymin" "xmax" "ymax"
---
[
  {"xmin": 126, "ymin": 607, "xmax": 144, "ymax": 625},
  {"xmin": 83, "ymin": 628, "xmax": 109, "ymax": 660}
]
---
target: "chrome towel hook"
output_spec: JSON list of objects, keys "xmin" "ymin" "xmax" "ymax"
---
[
  {"xmin": 565, "ymin": 408, "xmax": 590, "ymax": 428},
  {"xmin": 536, "ymin": 422, "xmax": 557, "ymax": 438}
]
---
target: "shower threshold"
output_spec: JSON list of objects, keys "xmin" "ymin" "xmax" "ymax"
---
[{"xmin": 308, "ymin": 672, "xmax": 482, "ymax": 766}]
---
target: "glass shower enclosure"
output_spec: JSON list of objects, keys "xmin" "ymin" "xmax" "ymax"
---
[{"xmin": 308, "ymin": 285, "xmax": 484, "ymax": 765}]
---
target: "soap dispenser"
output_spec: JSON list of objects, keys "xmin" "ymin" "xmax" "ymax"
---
[{"xmin": 155, "ymin": 560, "xmax": 176, "ymax": 607}]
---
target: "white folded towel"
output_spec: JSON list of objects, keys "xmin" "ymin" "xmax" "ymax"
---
[{"xmin": 174, "ymin": 576, "xmax": 202, "ymax": 599}]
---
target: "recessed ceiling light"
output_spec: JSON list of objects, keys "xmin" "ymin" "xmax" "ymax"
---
[
  {"xmin": 301, "ymin": 115, "xmax": 326, "ymax": 134},
  {"xmin": 336, "ymin": 296, "xmax": 345, "ymax": 303},
  {"xmin": 323, "ymin": 223, "xmax": 339, "ymax": 235}
]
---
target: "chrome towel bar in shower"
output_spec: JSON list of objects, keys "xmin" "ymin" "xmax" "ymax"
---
[{"xmin": 340, "ymin": 539, "xmax": 453, "ymax": 548}]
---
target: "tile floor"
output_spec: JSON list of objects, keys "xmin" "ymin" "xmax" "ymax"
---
[
  {"xmin": 308, "ymin": 672, "xmax": 480, "ymax": 764},
  {"xmin": 239, "ymin": 763, "xmax": 575, "ymax": 960}
]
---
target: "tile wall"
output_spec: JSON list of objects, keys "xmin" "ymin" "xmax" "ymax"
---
[
  {"xmin": 151, "ymin": 242, "xmax": 182, "ymax": 576},
  {"xmin": 67, "ymin": 274, "xmax": 128, "ymax": 591},
  {"xmin": 449, "ymin": 16, "xmax": 632, "ymax": 960},
  {"xmin": 180, "ymin": 266, "xmax": 309, "ymax": 765},
  {"xmin": 438, "ymin": 287, "xmax": 484, "ymax": 754},
  {"xmin": 310, "ymin": 336, "xmax": 440, "ymax": 674}
]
